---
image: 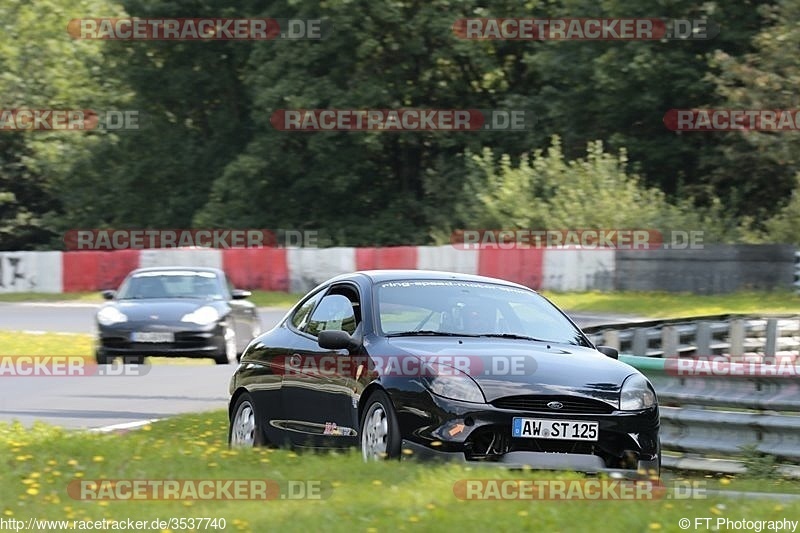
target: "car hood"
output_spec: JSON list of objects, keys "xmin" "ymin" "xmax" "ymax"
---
[
  {"xmin": 107, "ymin": 299, "xmax": 226, "ymax": 322},
  {"xmin": 384, "ymin": 337, "xmax": 637, "ymax": 404}
]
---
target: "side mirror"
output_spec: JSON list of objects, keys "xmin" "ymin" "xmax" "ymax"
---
[
  {"xmin": 596, "ymin": 346, "xmax": 619, "ymax": 360},
  {"xmin": 318, "ymin": 330, "xmax": 359, "ymax": 351},
  {"xmin": 231, "ymin": 289, "xmax": 252, "ymax": 300},
  {"xmin": 101, "ymin": 290, "xmax": 116, "ymax": 300}
]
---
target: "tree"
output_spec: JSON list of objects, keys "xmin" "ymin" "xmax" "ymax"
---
[
  {"xmin": 0, "ymin": 0, "xmax": 126, "ymax": 249},
  {"xmin": 757, "ymin": 174, "xmax": 800, "ymax": 244},
  {"xmin": 196, "ymin": 0, "xmax": 773, "ymax": 244},
  {"xmin": 55, "ymin": 0, "xmax": 259, "ymax": 231},
  {"xmin": 710, "ymin": 0, "xmax": 800, "ymax": 222},
  {"xmin": 195, "ymin": 0, "xmax": 547, "ymax": 245},
  {"xmin": 1, "ymin": 0, "xmax": 777, "ymax": 248}
]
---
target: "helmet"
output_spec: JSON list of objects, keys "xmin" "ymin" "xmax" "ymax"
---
[{"xmin": 460, "ymin": 304, "xmax": 494, "ymax": 333}]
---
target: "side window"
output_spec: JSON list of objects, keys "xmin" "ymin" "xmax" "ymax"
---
[
  {"xmin": 290, "ymin": 290, "xmax": 324, "ymax": 330},
  {"xmin": 305, "ymin": 294, "xmax": 358, "ymax": 337}
]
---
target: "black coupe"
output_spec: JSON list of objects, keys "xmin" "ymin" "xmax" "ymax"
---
[
  {"xmin": 96, "ymin": 267, "xmax": 260, "ymax": 365},
  {"xmin": 228, "ymin": 270, "xmax": 659, "ymax": 476}
]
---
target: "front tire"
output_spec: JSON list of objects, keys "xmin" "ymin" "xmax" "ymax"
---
[
  {"xmin": 360, "ymin": 390, "xmax": 401, "ymax": 461},
  {"xmin": 228, "ymin": 392, "xmax": 265, "ymax": 447},
  {"xmin": 214, "ymin": 326, "xmax": 238, "ymax": 365}
]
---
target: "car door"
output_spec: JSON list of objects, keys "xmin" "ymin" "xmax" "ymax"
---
[{"xmin": 282, "ymin": 284, "xmax": 362, "ymax": 448}]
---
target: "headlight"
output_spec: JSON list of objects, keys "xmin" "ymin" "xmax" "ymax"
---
[
  {"xmin": 421, "ymin": 361, "xmax": 485, "ymax": 404},
  {"xmin": 97, "ymin": 306, "xmax": 128, "ymax": 326},
  {"xmin": 620, "ymin": 374, "xmax": 657, "ymax": 410},
  {"xmin": 181, "ymin": 306, "xmax": 220, "ymax": 325}
]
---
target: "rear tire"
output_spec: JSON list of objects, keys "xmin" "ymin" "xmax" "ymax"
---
[{"xmin": 360, "ymin": 390, "xmax": 401, "ymax": 461}]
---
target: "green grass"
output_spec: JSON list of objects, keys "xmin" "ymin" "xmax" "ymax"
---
[
  {"xmin": 247, "ymin": 291, "xmax": 302, "ymax": 308},
  {"xmin": 0, "ymin": 292, "xmax": 102, "ymax": 303},
  {"xmin": 670, "ymin": 474, "xmax": 800, "ymax": 495},
  {"xmin": 0, "ymin": 331, "xmax": 212, "ymax": 365},
  {"xmin": 3, "ymin": 290, "xmax": 799, "ymax": 318},
  {"xmin": 542, "ymin": 290, "xmax": 800, "ymax": 318},
  {"xmin": 0, "ymin": 291, "xmax": 303, "ymax": 308},
  {"xmin": 1, "ymin": 411, "xmax": 797, "ymax": 532},
  {"xmin": 3, "ymin": 290, "xmax": 798, "ymax": 318},
  {"xmin": 0, "ymin": 331, "xmax": 94, "ymax": 356}
]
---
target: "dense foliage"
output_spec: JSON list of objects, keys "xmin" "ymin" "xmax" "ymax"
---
[{"xmin": 2, "ymin": 0, "xmax": 799, "ymax": 249}]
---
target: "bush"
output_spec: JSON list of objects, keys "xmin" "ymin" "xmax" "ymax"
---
[{"xmin": 450, "ymin": 136, "xmax": 741, "ymax": 243}]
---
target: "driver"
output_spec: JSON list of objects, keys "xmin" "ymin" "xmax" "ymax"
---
[
  {"xmin": 461, "ymin": 304, "xmax": 495, "ymax": 333},
  {"xmin": 193, "ymin": 276, "xmax": 219, "ymax": 298},
  {"xmin": 133, "ymin": 276, "xmax": 165, "ymax": 299}
]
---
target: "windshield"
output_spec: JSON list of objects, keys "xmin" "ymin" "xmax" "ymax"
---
[
  {"xmin": 376, "ymin": 279, "xmax": 588, "ymax": 346},
  {"xmin": 117, "ymin": 271, "xmax": 224, "ymax": 300}
]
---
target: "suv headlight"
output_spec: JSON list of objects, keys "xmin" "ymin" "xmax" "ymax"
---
[
  {"xmin": 421, "ymin": 361, "xmax": 485, "ymax": 404},
  {"xmin": 181, "ymin": 306, "xmax": 220, "ymax": 325},
  {"xmin": 97, "ymin": 306, "xmax": 128, "ymax": 326},
  {"xmin": 620, "ymin": 374, "xmax": 657, "ymax": 410}
]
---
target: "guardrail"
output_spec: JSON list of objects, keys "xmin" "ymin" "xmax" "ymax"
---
[
  {"xmin": 585, "ymin": 314, "xmax": 800, "ymax": 477},
  {"xmin": 584, "ymin": 314, "xmax": 800, "ymax": 359},
  {"xmin": 619, "ymin": 354, "xmax": 800, "ymax": 478},
  {"xmin": 795, "ymin": 250, "xmax": 800, "ymax": 294}
]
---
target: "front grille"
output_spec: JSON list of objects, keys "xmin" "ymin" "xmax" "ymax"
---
[
  {"xmin": 492, "ymin": 395, "xmax": 615, "ymax": 414},
  {"xmin": 174, "ymin": 331, "xmax": 218, "ymax": 349},
  {"xmin": 100, "ymin": 330, "xmax": 218, "ymax": 350}
]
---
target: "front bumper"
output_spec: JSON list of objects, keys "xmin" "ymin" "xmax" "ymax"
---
[
  {"xmin": 97, "ymin": 322, "xmax": 225, "ymax": 358},
  {"xmin": 393, "ymin": 391, "xmax": 660, "ymax": 474},
  {"xmin": 400, "ymin": 441, "xmax": 659, "ymax": 479}
]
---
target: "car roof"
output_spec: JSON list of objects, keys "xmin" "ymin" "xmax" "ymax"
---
[{"xmin": 331, "ymin": 269, "xmax": 535, "ymax": 291}]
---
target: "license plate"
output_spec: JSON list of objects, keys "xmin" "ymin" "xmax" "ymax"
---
[
  {"xmin": 512, "ymin": 417, "xmax": 599, "ymax": 441},
  {"xmin": 131, "ymin": 331, "xmax": 174, "ymax": 343}
]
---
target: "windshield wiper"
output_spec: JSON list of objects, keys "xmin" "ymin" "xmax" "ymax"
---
[
  {"xmin": 385, "ymin": 330, "xmax": 480, "ymax": 338},
  {"xmin": 475, "ymin": 333, "xmax": 556, "ymax": 342}
]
